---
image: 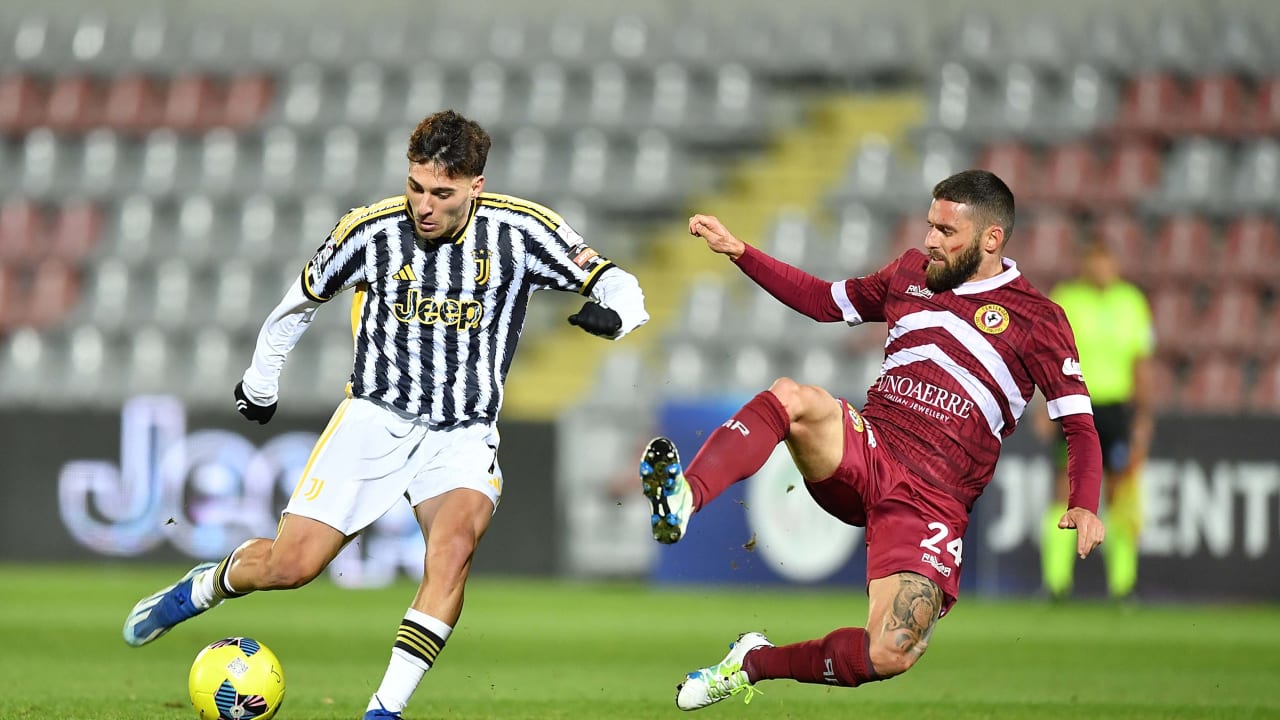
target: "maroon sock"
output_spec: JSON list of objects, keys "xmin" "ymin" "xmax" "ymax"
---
[
  {"xmin": 743, "ymin": 628, "xmax": 880, "ymax": 687},
  {"xmin": 685, "ymin": 391, "xmax": 790, "ymax": 510}
]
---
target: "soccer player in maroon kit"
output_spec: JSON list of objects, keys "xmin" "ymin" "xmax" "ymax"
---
[{"xmin": 639, "ymin": 170, "xmax": 1106, "ymax": 710}]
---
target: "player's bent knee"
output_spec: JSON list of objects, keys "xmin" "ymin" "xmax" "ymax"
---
[
  {"xmin": 426, "ymin": 533, "xmax": 479, "ymax": 576},
  {"xmin": 262, "ymin": 550, "xmax": 327, "ymax": 590}
]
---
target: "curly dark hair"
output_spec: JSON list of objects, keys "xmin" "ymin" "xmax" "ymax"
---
[
  {"xmin": 406, "ymin": 109, "xmax": 491, "ymax": 177},
  {"xmin": 933, "ymin": 169, "xmax": 1016, "ymax": 242}
]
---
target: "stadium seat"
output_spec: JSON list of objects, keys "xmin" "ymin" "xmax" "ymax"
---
[
  {"xmin": 1190, "ymin": 288, "xmax": 1262, "ymax": 357},
  {"xmin": 1180, "ymin": 74, "xmax": 1247, "ymax": 136},
  {"xmin": 521, "ymin": 61, "xmax": 569, "ymax": 129},
  {"xmin": 1259, "ymin": 304, "xmax": 1280, "ymax": 359},
  {"xmin": 0, "ymin": 328, "xmax": 49, "ymax": 404},
  {"xmin": 1034, "ymin": 141, "xmax": 1099, "ymax": 208},
  {"xmin": 258, "ymin": 126, "xmax": 301, "ymax": 197},
  {"xmin": 174, "ymin": 194, "xmax": 219, "ymax": 268},
  {"xmin": 1044, "ymin": 63, "xmax": 1120, "ymax": 140},
  {"xmin": 319, "ymin": 125, "xmax": 363, "ymax": 197},
  {"xmin": 77, "ymin": 128, "xmax": 131, "ymax": 199},
  {"xmin": 104, "ymin": 194, "xmax": 158, "ymax": 266},
  {"xmin": 830, "ymin": 134, "xmax": 895, "ymax": 208},
  {"xmin": 1091, "ymin": 210, "xmax": 1151, "ymax": 285},
  {"xmin": 463, "ymin": 61, "xmax": 508, "ymax": 129},
  {"xmin": 164, "ymin": 72, "xmax": 225, "ymax": 134},
  {"xmin": 566, "ymin": 127, "xmax": 610, "ymax": 197},
  {"xmin": 137, "ymin": 128, "xmax": 185, "ymax": 196},
  {"xmin": 1112, "ymin": 72, "xmax": 1184, "ymax": 139},
  {"xmin": 19, "ymin": 127, "xmax": 66, "ymax": 198},
  {"xmin": 79, "ymin": 256, "xmax": 133, "ymax": 334},
  {"xmin": 661, "ymin": 341, "xmax": 709, "ymax": 397},
  {"xmin": 977, "ymin": 141, "xmax": 1038, "ymax": 200},
  {"xmin": 182, "ymin": 327, "xmax": 236, "ymax": 403},
  {"xmin": 924, "ymin": 62, "xmax": 984, "ymax": 137},
  {"xmin": 25, "ymin": 258, "xmax": 79, "ymax": 329},
  {"xmin": 63, "ymin": 324, "xmax": 111, "ymax": 402},
  {"xmin": 1096, "ymin": 139, "xmax": 1162, "ymax": 207},
  {"xmin": 122, "ymin": 325, "xmax": 173, "ymax": 395},
  {"xmin": 50, "ymin": 200, "xmax": 102, "ymax": 263},
  {"xmin": 1180, "ymin": 355, "xmax": 1246, "ymax": 413},
  {"xmin": 1079, "ymin": 11, "xmax": 1140, "ymax": 75},
  {"xmin": 222, "ymin": 72, "xmax": 273, "ymax": 131},
  {"xmin": 146, "ymin": 258, "xmax": 195, "ymax": 330},
  {"xmin": 0, "ymin": 197, "xmax": 46, "ymax": 266},
  {"xmin": 101, "ymin": 72, "xmax": 165, "ymax": 135},
  {"xmin": 832, "ymin": 202, "xmax": 888, "ymax": 277},
  {"xmin": 278, "ymin": 62, "xmax": 327, "ymax": 129},
  {"xmin": 1147, "ymin": 138, "xmax": 1231, "ymax": 213},
  {"xmin": 989, "ymin": 63, "xmax": 1052, "ymax": 138},
  {"xmin": 0, "ymin": 72, "xmax": 47, "ymax": 135},
  {"xmin": 1249, "ymin": 356, "xmax": 1280, "ymax": 413},
  {"xmin": 1148, "ymin": 285, "xmax": 1197, "ymax": 360},
  {"xmin": 944, "ymin": 11, "xmax": 1002, "ymax": 74},
  {"xmin": 1150, "ymin": 214, "xmax": 1215, "ymax": 283},
  {"xmin": 1017, "ymin": 210, "xmax": 1079, "ymax": 289},
  {"xmin": 1219, "ymin": 215, "xmax": 1280, "ymax": 287},
  {"xmin": 1226, "ymin": 138, "xmax": 1280, "ymax": 214},
  {"xmin": 1210, "ymin": 9, "xmax": 1271, "ymax": 80},
  {"xmin": 1143, "ymin": 10, "xmax": 1208, "ymax": 76},
  {"xmin": 44, "ymin": 73, "xmax": 102, "ymax": 133},
  {"xmin": 1007, "ymin": 14, "xmax": 1073, "ymax": 71},
  {"xmin": 0, "ymin": 263, "xmax": 20, "ymax": 331},
  {"xmin": 234, "ymin": 195, "xmax": 280, "ymax": 264},
  {"xmin": 1247, "ymin": 77, "xmax": 1280, "ymax": 136},
  {"xmin": 1145, "ymin": 355, "xmax": 1180, "ymax": 413}
]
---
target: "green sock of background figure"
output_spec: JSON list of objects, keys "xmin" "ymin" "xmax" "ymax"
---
[
  {"xmin": 1041, "ymin": 503, "xmax": 1076, "ymax": 598},
  {"xmin": 1043, "ymin": 498, "xmax": 1138, "ymax": 600}
]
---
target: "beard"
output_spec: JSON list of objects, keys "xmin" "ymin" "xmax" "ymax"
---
[{"xmin": 925, "ymin": 236, "xmax": 983, "ymax": 292}]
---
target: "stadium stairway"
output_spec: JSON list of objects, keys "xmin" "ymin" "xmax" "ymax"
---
[{"xmin": 500, "ymin": 91, "xmax": 923, "ymax": 419}]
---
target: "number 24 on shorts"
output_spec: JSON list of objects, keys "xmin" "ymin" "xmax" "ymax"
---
[{"xmin": 919, "ymin": 522, "xmax": 963, "ymax": 570}]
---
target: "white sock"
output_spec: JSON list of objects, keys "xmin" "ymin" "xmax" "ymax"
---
[
  {"xmin": 366, "ymin": 610, "xmax": 453, "ymax": 713},
  {"xmin": 189, "ymin": 567, "xmax": 223, "ymax": 610}
]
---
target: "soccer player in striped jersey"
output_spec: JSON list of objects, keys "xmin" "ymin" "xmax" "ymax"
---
[
  {"xmin": 639, "ymin": 170, "xmax": 1105, "ymax": 710},
  {"xmin": 123, "ymin": 110, "xmax": 649, "ymax": 719}
]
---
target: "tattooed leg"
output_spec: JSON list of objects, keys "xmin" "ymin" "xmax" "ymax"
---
[{"xmin": 865, "ymin": 572, "xmax": 944, "ymax": 677}]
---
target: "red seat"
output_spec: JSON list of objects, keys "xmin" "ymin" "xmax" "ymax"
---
[
  {"xmin": 1034, "ymin": 141, "xmax": 1099, "ymax": 208},
  {"xmin": 1113, "ymin": 72, "xmax": 1185, "ymax": 139},
  {"xmin": 1091, "ymin": 211, "xmax": 1151, "ymax": 286},
  {"xmin": 1146, "ymin": 355, "xmax": 1180, "ymax": 413},
  {"xmin": 1180, "ymin": 74, "xmax": 1247, "ymax": 136},
  {"xmin": 1259, "ymin": 303, "xmax": 1280, "ymax": 358},
  {"xmin": 1018, "ymin": 210, "xmax": 1078, "ymax": 288},
  {"xmin": 1190, "ymin": 288, "xmax": 1262, "ymax": 357},
  {"xmin": 1249, "ymin": 356, "xmax": 1280, "ymax": 414},
  {"xmin": 0, "ymin": 73, "xmax": 47, "ymax": 135},
  {"xmin": 977, "ymin": 141, "xmax": 1038, "ymax": 200},
  {"xmin": 1180, "ymin": 355, "xmax": 1246, "ymax": 412},
  {"xmin": 1148, "ymin": 286, "xmax": 1197, "ymax": 360},
  {"xmin": 24, "ymin": 259, "xmax": 79, "ymax": 329},
  {"xmin": 1095, "ymin": 140, "xmax": 1162, "ymax": 206},
  {"xmin": 50, "ymin": 201, "xmax": 104, "ymax": 263},
  {"xmin": 221, "ymin": 73, "xmax": 275, "ymax": 130},
  {"xmin": 164, "ymin": 73, "xmax": 227, "ymax": 133},
  {"xmin": 44, "ymin": 74, "xmax": 103, "ymax": 133},
  {"xmin": 103, "ymin": 73, "xmax": 165, "ymax": 135},
  {"xmin": 1150, "ymin": 214, "xmax": 1214, "ymax": 282},
  {"xmin": 0, "ymin": 263, "xmax": 21, "ymax": 332},
  {"xmin": 0, "ymin": 199, "xmax": 47, "ymax": 266},
  {"xmin": 1218, "ymin": 215, "xmax": 1279, "ymax": 286},
  {"xmin": 1247, "ymin": 77, "xmax": 1280, "ymax": 136}
]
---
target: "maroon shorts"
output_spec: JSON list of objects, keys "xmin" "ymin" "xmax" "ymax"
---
[{"xmin": 804, "ymin": 400, "xmax": 969, "ymax": 616}]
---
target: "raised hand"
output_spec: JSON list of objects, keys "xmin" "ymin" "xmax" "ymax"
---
[{"xmin": 688, "ymin": 214, "xmax": 746, "ymax": 260}]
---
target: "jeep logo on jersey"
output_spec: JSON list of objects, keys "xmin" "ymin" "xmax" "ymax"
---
[
  {"xmin": 393, "ymin": 289, "xmax": 484, "ymax": 329},
  {"xmin": 974, "ymin": 303, "xmax": 1010, "ymax": 334}
]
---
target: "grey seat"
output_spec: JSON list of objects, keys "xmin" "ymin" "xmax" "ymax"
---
[
  {"xmin": 1146, "ymin": 138, "xmax": 1231, "ymax": 215},
  {"xmin": 1226, "ymin": 139, "xmax": 1280, "ymax": 214},
  {"xmin": 121, "ymin": 325, "xmax": 175, "ymax": 396}
]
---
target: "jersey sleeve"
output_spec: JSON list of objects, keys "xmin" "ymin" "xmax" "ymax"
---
[
  {"xmin": 524, "ymin": 220, "xmax": 615, "ymax": 295},
  {"xmin": 1027, "ymin": 303, "xmax": 1094, "ymax": 419},
  {"xmin": 834, "ymin": 252, "xmax": 907, "ymax": 325},
  {"xmin": 300, "ymin": 211, "xmax": 372, "ymax": 303}
]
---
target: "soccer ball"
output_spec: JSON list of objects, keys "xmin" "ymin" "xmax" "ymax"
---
[{"xmin": 188, "ymin": 637, "xmax": 286, "ymax": 720}]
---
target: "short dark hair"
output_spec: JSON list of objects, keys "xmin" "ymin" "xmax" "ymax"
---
[
  {"xmin": 406, "ymin": 109, "xmax": 491, "ymax": 178},
  {"xmin": 932, "ymin": 169, "xmax": 1016, "ymax": 242}
]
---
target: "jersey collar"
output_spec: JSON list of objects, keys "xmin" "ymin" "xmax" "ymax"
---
[{"xmin": 953, "ymin": 257, "xmax": 1021, "ymax": 295}]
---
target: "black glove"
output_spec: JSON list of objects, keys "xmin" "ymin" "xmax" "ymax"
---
[
  {"xmin": 568, "ymin": 301, "xmax": 622, "ymax": 338},
  {"xmin": 233, "ymin": 381, "xmax": 278, "ymax": 425}
]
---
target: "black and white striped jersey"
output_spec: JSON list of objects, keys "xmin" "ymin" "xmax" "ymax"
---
[{"xmin": 300, "ymin": 192, "xmax": 616, "ymax": 426}]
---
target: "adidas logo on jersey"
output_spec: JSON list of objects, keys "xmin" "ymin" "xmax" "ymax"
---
[{"xmin": 393, "ymin": 264, "xmax": 417, "ymax": 282}]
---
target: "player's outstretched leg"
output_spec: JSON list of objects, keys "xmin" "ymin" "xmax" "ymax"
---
[
  {"xmin": 123, "ymin": 562, "xmax": 219, "ymax": 647},
  {"xmin": 640, "ymin": 436, "xmax": 694, "ymax": 544},
  {"xmin": 675, "ymin": 632, "xmax": 772, "ymax": 711}
]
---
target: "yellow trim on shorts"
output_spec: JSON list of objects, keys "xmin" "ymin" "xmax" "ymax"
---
[{"xmin": 292, "ymin": 398, "xmax": 353, "ymax": 500}]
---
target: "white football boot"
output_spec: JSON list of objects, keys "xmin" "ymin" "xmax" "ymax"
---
[
  {"xmin": 675, "ymin": 632, "xmax": 772, "ymax": 711},
  {"xmin": 640, "ymin": 437, "xmax": 694, "ymax": 544}
]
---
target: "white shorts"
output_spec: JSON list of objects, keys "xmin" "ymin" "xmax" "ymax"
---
[{"xmin": 284, "ymin": 397, "xmax": 503, "ymax": 536}]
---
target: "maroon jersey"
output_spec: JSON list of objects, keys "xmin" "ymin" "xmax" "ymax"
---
[{"xmin": 832, "ymin": 249, "xmax": 1091, "ymax": 505}]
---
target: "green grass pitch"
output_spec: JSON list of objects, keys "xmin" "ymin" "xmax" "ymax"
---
[{"xmin": 1, "ymin": 564, "xmax": 1276, "ymax": 719}]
